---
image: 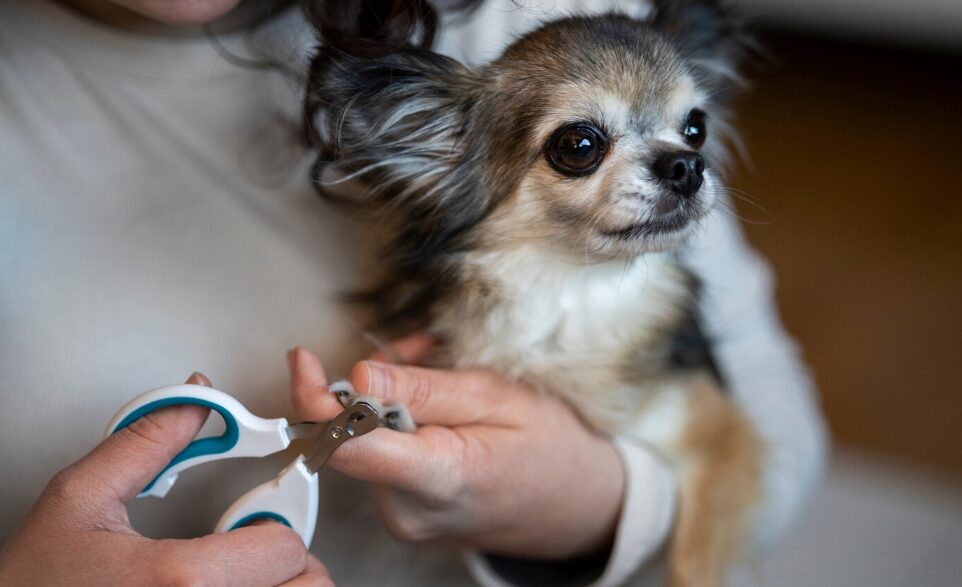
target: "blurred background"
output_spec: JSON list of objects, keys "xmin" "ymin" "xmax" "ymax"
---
[{"xmin": 724, "ymin": 0, "xmax": 961, "ymax": 584}]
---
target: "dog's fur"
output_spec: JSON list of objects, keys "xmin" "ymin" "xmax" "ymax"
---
[{"xmin": 305, "ymin": 2, "xmax": 761, "ymax": 584}]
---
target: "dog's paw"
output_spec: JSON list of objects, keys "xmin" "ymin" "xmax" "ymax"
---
[
  {"xmin": 328, "ymin": 379, "xmax": 357, "ymax": 408},
  {"xmin": 382, "ymin": 403, "xmax": 417, "ymax": 433},
  {"xmin": 328, "ymin": 380, "xmax": 417, "ymax": 432}
]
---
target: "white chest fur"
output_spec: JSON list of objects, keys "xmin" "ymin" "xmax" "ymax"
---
[{"xmin": 435, "ymin": 246, "xmax": 692, "ymax": 428}]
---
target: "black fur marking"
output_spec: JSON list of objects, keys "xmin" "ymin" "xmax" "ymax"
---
[
  {"xmin": 304, "ymin": 46, "xmax": 500, "ymax": 332},
  {"xmin": 651, "ymin": 0, "xmax": 754, "ymax": 99},
  {"xmin": 668, "ymin": 272, "xmax": 726, "ymax": 389}
]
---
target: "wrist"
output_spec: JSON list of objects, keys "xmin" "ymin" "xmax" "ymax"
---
[
  {"xmin": 465, "ymin": 438, "xmax": 676, "ymax": 587},
  {"xmin": 522, "ymin": 433, "xmax": 626, "ymax": 560},
  {"xmin": 566, "ymin": 434, "xmax": 626, "ymax": 557},
  {"xmin": 493, "ymin": 433, "xmax": 626, "ymax": 560}
]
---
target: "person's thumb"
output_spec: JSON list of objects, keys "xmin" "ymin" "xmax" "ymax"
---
[{"xmin": 65, "ymin": 372, "xmax": 212, "ymax": 509}]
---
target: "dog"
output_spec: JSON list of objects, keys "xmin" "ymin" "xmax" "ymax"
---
[{"xmin": 305, "ymin": 2, "xmax": 761, "ymax": 584}]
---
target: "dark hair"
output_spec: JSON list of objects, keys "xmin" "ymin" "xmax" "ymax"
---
[
  {"xmin": 301, "ymin": 0, "xmax": 481, "ymax": 162},
  {"xmin": 301, "ymin": 0, "xmax": 479, "ymax": 57},
  {"xmin": 299, "ymin": 0, "xmax": 484, "ymax": 331}
]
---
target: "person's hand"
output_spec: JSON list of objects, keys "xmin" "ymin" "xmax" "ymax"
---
[
  {"xmin": 0, "ymin": 373, "xmax": 333, "ymax": 587},
  {"xmin": 287, "ymin": 339, "xmax": 625, "ymax": 560}
]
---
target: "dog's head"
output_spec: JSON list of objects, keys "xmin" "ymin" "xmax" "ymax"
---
[{"xmin": 306, "ymin": 0, "xmax": 749, "ymax": 263}]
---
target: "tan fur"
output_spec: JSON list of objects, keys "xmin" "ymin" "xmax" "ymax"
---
[{"xmin": 668, "ymin": 375, "xmax": 762, "ymax": 587}]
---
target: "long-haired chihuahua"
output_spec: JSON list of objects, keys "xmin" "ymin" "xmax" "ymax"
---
[{"xmin": 305, "ymin": 1, "xmax": 760, "ymax": 584}]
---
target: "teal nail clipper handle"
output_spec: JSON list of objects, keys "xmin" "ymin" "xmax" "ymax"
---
[
  {"xmin": 104, "ymin": 383, "xmax": 381, "ymax": 547},
  {"xmin": 105, "ymin": 385, "xmax": 290, "ymax": 498}
]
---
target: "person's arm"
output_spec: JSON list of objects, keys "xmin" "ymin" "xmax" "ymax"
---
[
  {"xmin": 687, "ymin": 205, "xmax": 829, "ymax": 550},
  {"xmin": 0, "ymin": 373, "xmax": 333, "ymax": 587}
]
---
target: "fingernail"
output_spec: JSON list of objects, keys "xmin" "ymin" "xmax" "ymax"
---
[
  {"xmin": 363, "ymin": 361, "xmax": 388, "ymax": 396},
  {"xmin": 186, "ymin": 371, "xmax": 212, "ymax": 387}
]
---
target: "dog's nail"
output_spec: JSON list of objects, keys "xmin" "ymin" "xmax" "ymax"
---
[
  {"xmin": 328, "ymin": 380, "xmax": 356, "ymax": 407},
  {"xmin": 384, "ymin": 404, "xmax": 416, "ymax": 433}
]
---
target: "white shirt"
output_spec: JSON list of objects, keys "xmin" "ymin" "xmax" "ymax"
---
[{"xmin": 0, "ymin": 1, "xmax": 827, "ymax": 585}]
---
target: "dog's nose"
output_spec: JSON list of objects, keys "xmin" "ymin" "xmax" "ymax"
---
[{"xmin": 653, "ymin": 151, "xmax": 705, "ymax": 198}]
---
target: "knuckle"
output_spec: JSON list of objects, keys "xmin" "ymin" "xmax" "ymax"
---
[
  {"xmin": 417, "ymin": 445, "xmax": 467, "ymax": 507},
  {"xmin": 303, "ymin": 572, "xmax": 335, "ymax": 587},
  {"xmin": 376, "ymin": 364, "xmax": 399, "ymax": 401},
  {"xmin": 153, "ymin": 561, "xmax": 211, "ymax": 587},
  {"xmin": 375, "ymin": 493, "xmax": 437, "ymax": 543},
  {"xmin": 405, "ymin": 370, "xmax": 433, "ymax": 413},
  {"xmin": 431, "ymin": 450, "xmax": 469, "ymax": 506},
  {"xmin": 376, "ymin": 475, "xmax": 466, "ymax": 544},
  {"xmin": 122, "ymin": 413, "xmax": 170, "ymax": 448},
  {"xmin": 44, "ymin": 465, "xmax": 84, "ymax": 502},
  {"xmin": 471, "ymin": 369, "xmax": 498, "ymax": 389},
  {"xmin": 245, "ymin": 521, "xmax": 306, "ymax": 565},
  {"xmin": 383, "ymin": 511, "xmax": 435, "ymax": 543},
  {"xmin": 274, "ymin": 525, "xmax": 307, "ymax": 561},
  {"xmin": 475, "ymin": 370, "xmax": 509, "ymax": 399},
  {"xmin": 116, "ymin": 410, "xmax": 193, "ymax": 461}
]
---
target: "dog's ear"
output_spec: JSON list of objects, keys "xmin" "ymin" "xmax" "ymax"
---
[
  {"xmin": 304, "ymin": 48, "xmax": 486, "ymax": 332},
  {"xmin": 304, "ymin": 48, "xmax": 483, "ymax": 242},
  {"xmin": 650, "ymin": 0, "xmax": 751, "ymax": 98}
]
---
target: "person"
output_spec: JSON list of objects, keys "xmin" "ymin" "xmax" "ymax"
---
[{"xmin": 0, "ymin": 0, "xmax": 827, "ymax": 585}]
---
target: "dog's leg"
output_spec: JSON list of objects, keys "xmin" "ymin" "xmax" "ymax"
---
[{"xmin": 666, "ymin": 376, "xmax": 761, "ymax": 587}]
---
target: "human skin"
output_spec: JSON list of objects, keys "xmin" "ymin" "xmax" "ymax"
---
[
  {"xmin": 0, "ymin": 373, "xmax": 333, "ymax": 587},
  {"xmin": 287, "ymin": 337, "xmax": 626, "ymax": 559},
  {"xmin": 61, "ymin": 0, "xmax": 287, "ymax": 32}
]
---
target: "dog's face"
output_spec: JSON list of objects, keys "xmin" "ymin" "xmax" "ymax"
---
[
  {"xmin": 521, "ymin": 89, "xmax": 716, "ymax": 257},
  {"xmin": 306, "ymin": 1, "xmax": 747, "ymax": 263},
  {"xmin": 477, "ymin": 19, "xmax": 728, "ymax": 258}
]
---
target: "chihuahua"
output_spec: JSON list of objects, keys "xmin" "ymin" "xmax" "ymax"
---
[{"xmin": 306, "ymin": 1, "xmax": 760, "ymax": 584}]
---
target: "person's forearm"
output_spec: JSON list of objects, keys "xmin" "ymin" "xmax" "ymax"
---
[
  {"xmin": 711, "ymin": 294, "xmax": 828, "ymax": 548},
  {"xmin": 689, "ymin": 207, "xmax": 829, "ymax": 549}
]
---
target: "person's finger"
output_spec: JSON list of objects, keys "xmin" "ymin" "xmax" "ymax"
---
[
  {"xmin": 185, "ymin": 371, "xmax": 212, "ymax": 387},
  {"xmin": 155, "ymin": 522, "xmax": 308, "ymax": 587},
  {"xmin": 350, "ymin": 361, "xmax": 521, "ymax": 426},
  {"xmin": 64, "ymin": 373, "xmax": 213, "ymax": 507},
  {"xmin": 278, "ymin": 554, "xmax": 335, "ymax": 587},
  {"xmin": 368, "ymin": 333, "xmax": 437, "ymax": 365},
  {"xmin": 288, "ymin": 348, "xmax": 471, "ymax": 492},
  {"xmin": 324, "ymin": 424, "xmax": 466, "ymax": 495},
  {"xmin": 289, "ymin": 347, "xmax": 343, "ymax": 422}
]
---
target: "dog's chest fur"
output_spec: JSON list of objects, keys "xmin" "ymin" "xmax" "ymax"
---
[{"xmin": 430, "ymin": 246, "xmax": 695, "ymax": 430}]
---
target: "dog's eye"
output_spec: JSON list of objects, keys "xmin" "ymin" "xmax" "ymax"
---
[
  {"xmin": 683, "ymin": 109, "xmax": 707, "ymax": 149},
  {"xmin": 545, "ymin": 123, "xmax": 608, "ymax": 177}
]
